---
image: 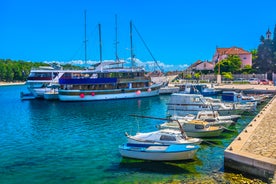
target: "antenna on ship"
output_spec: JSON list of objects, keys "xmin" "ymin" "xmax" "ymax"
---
[
  {"xmin": 98, "ymin": 23, "xmax": 103, "ymax": 63},
  {"xmin": 84, "ymin": 10, "xmax": 88, "ymax": 65}
]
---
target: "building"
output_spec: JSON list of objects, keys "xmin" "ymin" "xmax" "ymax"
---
[
  {"xmin": 212, "ymin": 46, "xmax": 252, "ymax": 68},
  {"xmin": 186, "ymin": 60, "xmax": 214, "ymax": 73}
]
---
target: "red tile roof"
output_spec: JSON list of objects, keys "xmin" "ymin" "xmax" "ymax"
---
[{"xmin": 217, "ymin": 47, "xmax": 250, "ymax": 55}]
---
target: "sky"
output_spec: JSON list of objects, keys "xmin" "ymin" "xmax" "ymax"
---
[{"xmin": 1, "ymin": 0, "xmax": 276, "ymax": 71}]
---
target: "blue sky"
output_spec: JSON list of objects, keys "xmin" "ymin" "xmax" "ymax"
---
[{"xmin": 1, "ymin": 0, "xmax": 276, "ymax": 71}]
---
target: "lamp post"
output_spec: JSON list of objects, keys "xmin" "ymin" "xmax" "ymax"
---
[{"xmin": 216, "ymin": 61, "xmax": 221, "ymax": 84}]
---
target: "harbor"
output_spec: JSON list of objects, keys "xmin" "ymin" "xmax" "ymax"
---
[{"xmin": 0, "ymin": 84, "xmax": 274, "ymax": 183}]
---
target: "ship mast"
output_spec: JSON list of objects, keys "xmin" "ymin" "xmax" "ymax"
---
[
  {"xmin": 98, "ymin": 23, "xmax": 103, "ymax": 63},
  {"xmin": 130, "ymin": 20, "xmax": 134, "ymax": 68},
  {"xmin": 84, "ymin": 10, "xmax": 87, "ymax": 65},
  {"xmin": 115, "ymin": 14, "xmax": 120, "ymax": 62}
]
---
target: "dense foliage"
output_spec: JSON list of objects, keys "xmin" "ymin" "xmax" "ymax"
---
[
  {"xmin": 214, "ymin": 55, "xmax": 242, "ymax": 74},
  {"xmin": 0, "ymin": 59, "xmax": 84, "ymax": 82},
  {"xmin": 253, "ymin": 24, "xmax": 276, "ymax": 73}
]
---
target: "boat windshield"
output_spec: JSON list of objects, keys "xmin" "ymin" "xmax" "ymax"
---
[{"xmin": 160, "ymin": 135, "xmax": 176, "ymax": 141}]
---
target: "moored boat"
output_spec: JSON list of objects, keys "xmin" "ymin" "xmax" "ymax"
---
[
  {"xmin": 58, "ymin": 61, "xmax": 162, "ymax": 101},
  {"xmin": 118, "ymin": 143, "xmax": 199, "ymax": 161},
  {"xmin": 125, "ymin": 129, "xmax": 202, "ymax": 145},
  {"xmin": 25, "ymin": 65, "xmax": 65, "ymax": 98},
  {"xmin": 158, "ymin": 119, "xmax": 225, "ymax": 138},
  {"xmin": 167, "ymin": 93, "xmax": 255, "ymax": 117},
  {"xmin": 176, "ymin": 83, "xmax": 221, "ymax": 96},
  {"xmin": 221, "ymin": 91, "xmax": 257, "ymax": 104}
]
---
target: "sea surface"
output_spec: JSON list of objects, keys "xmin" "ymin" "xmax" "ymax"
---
[{"xmin": 0, "ymin": 85, "xmax": 268, "ymax": 183}]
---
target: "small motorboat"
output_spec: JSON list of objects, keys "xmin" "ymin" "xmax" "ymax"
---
[
  {"xmin": 158, "ymin": 119, "xmax": 225, "ymax": 138},
  {"xmin": 125, "ymin": 129, "xmax": 202, "ymax": 145},
  {"xmin": 118, "ymin": 143, "xmax": 199, "ymax": 161}
]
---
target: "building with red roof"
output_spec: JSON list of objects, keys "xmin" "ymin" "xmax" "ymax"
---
[{"xmin": 212, "ymin": 46, "xmax": 252, "ymax": 68}]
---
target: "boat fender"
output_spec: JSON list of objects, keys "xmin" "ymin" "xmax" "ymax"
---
[
  {"xmin": 80, "ymin": 93, "xmax": 85, "ymax": 98},
  {"xmin": 147, "ymin": 88, "xmax": 151, "ymax": 92},
  {"xmin": 91, "ymin": 92, "xmax": 95, "ymax": 96},
  {"xmin": 136, "ymin": 90, "xmax": 141, "ymax": 95}
]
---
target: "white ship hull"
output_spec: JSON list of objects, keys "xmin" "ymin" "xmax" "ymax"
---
[{"xmin": 58, "ymin": 88, "xmax": 159, "ymax": 101}]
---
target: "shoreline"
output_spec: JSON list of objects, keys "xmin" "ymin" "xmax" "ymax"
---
[{"xmin": 0, "ymin": 82, "xmax": 25, "ymax": 86}]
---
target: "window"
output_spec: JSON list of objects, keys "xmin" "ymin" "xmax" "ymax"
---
[
  {"xmin": 160, "ymin": 135, "xmax": 176, "ymax": 141},
  {"xmin": 195, "ymin": 125, "xmax": 204, "ymax": 129}
]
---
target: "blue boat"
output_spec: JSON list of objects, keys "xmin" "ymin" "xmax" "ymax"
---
[
  {"xmin": 118, "ymin": 143, "xmax": 199, "ymax": 161},
  {"xmin": 176, "ymin": 83, "xmax": 221, "ymax": 96},
  {"xmin": 221, "ymin": 91, "xmax": 257, "ymax": 104}
]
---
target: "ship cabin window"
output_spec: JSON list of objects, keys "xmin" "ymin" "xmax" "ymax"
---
[
  {"xmin": 117, "ymin": 83, "xmax": 128, "ymax": 89},
  {"xmin": 160, "ymin": 135, "xmax": 176, "ymax": 141},
  {"xmin": 193, "ymin": 97, "xmax": 200, "ymax": 102},
  {"xmin": 195, "ymin": 125, "xmax": 205, "ymax": 129},
  {"xmin": 30, "ymin": 72, "xmax": 52, "ymax": 78}
]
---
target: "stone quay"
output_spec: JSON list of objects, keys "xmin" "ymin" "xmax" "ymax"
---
[{"xmin": 222, "ymin": 84, "xmax": 276, "ymax": 182}]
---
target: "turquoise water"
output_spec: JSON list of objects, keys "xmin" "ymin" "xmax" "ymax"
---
[{"xmin": 0, "ymin": 85, "xmax": 267, "ymax": 183}]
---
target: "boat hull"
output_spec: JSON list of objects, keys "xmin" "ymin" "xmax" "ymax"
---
[
  {"xmin": 58, "ymin": 88, "xmax": 159, "ymax": 101},
  {"xmin": 118, "ymin": 143, "xmax": 199, "ymax": 161},
  {"xmin": 167, "ymin": 108, "xmax": 245, "ymax": 116},
  {"xmin": 184, "ymin": 129, "xmax": 224, "ymax": 138}
]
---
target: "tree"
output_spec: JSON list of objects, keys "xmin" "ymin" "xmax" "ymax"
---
[
  {"xmin": 273, "ymin": 24, "xmax": 276, "ymax": 53},
  {"xmin": 253, "ymin": 25, "xmax": 276, "ymax": 73},
  {"xmin": 241, "ymin": 65, "xmax": 253, "ymax": 74},
  {"xmin": 250, "ymin": 49, "xmax": 258, "ymax": 61},
  {"xmin": 260, "ymin": 35, "xmax": 265, "ymax": 43},
  {"xmin": 222, "ymin": 72, "xmax": 233, "ymax": 80},
  {"xmin": 194, "ymin": 72, "xmax": 201, "ymax": 80},
  {"xmin": 214, "ymin": 55, "xmax": 242, "ymax": 74},
  {"xmin": 253, "ymin": 38, "xmax": 274, "ymax": 73}
]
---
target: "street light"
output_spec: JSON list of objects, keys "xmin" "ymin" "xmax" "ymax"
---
[{"xmin": 217, "ymin": 60, "xmax": 221, "ymax": 84}]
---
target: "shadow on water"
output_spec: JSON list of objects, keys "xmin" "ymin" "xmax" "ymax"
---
[{"xmin": 115, "ymin": 157, "xmax": 200, "ymax": 174}]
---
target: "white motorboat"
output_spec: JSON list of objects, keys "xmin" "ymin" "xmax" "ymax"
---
[
  {"xmin": 194, "ymin": 110, "xmax": 241, "ymax": 122},
  {"xmin": 171, "ymin": 110, "xmax": 239, "ymax": 127},
  {"xmin": 176, "ymin": 83, "xmax": 221, "ymax": 96},
  {"xmin": 118, "ymin": 143, "xmax": 199, "ymax": 161},
  {"xmin": 125, "ymin": 129, "xmax": 202, "ymax": 145},
  {"xmin": 25, "ymin": 65, "xmax": 65, "ymax": 98},
  {"xmin": 167, "ymin": 93, "xmax": 255, "ymax": 117},
  {"xmin": 158, "ymin": 119, "xmax": 225, "ymax": 138},
  {"xmin": 221, "ymin": 91, "xmax": 257, "ymax": 104}
]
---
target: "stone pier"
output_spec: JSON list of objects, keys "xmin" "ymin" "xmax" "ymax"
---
[{"xmin": 224, "ymin": 95, "xmax": 276, "ymax": 180}]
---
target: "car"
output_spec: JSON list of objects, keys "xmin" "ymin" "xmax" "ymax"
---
[
  {"xmin": 259, "ymin": 79, "xmax": 270, "ymax": 85},
  {"xmin": 234, "ymin": 78, "xmax": 248, "ymax": 83},
  {"xmin": 248, "ymin": 78, "xmax": 260, "ymax": 84}
]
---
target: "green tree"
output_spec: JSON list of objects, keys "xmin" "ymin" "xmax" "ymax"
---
[
  {"xmin": 214, "ymin": 55, "xmax": 242, "ymax": 74},
  {"xmin": 250, "ymin": 49, "xmax": 258, "ymax": 61},
  {"xmin": 253, "ymin": 38, "xmax": 274, "ymax": 73},
  {"xmin": 273, "ymin": 24, "xmax": 276, "ymax": 53},
  {"xmin": 241, "ymin": 65, "xmax": 253, "ymax": 74},
  {"xmin": 194, "ymin": 72, "xmax": 201, "ymax": 81},
  {"xmin": 222, "ymin": 72, "xmax": 233, "ymax": 80}
]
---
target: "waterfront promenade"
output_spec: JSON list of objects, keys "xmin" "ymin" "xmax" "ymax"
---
[
  {"xmin": 214, "ymin": 83, "xmax": 276, "ymax": 94},
  {"xmin": 219, "ymin": 84, "xmax": 276, "ymax": 182}
]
